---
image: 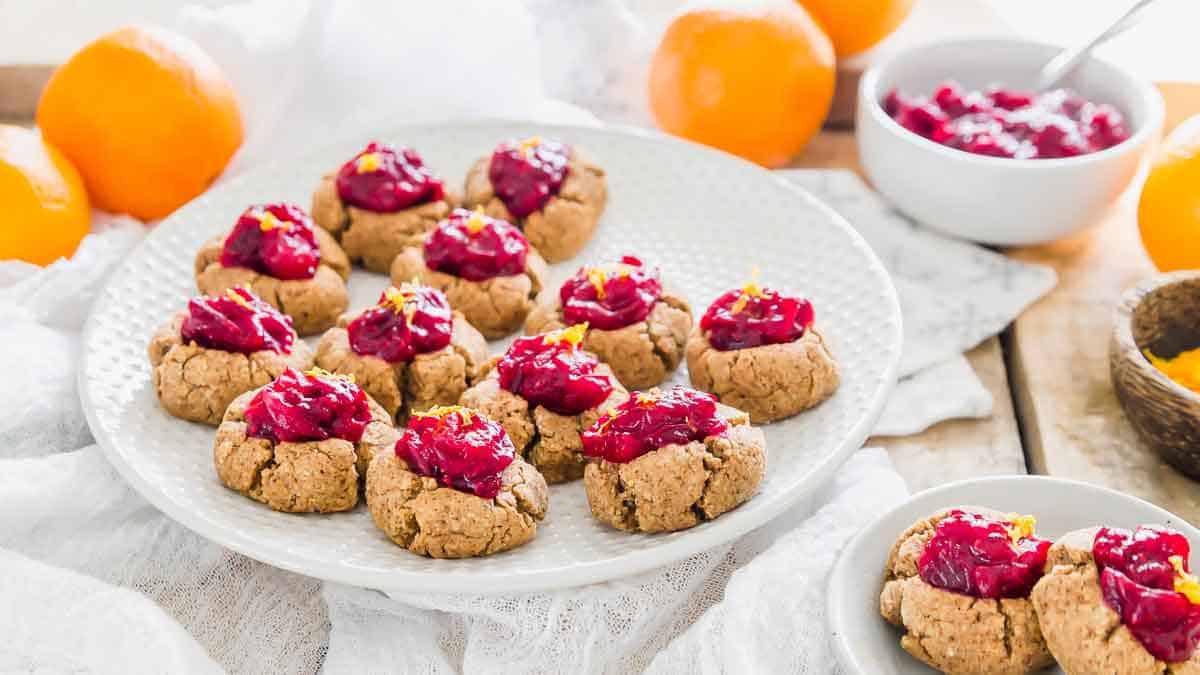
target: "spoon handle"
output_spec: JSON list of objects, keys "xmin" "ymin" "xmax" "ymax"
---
[{"xmin": 1035, "ymin": 0, "xmax": 1159, "ymax": 91}]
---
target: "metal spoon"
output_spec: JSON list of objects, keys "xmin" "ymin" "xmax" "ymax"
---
[{"xmin": 1035, "ymin": 0, "xmax": 1160, "ymax": 91}]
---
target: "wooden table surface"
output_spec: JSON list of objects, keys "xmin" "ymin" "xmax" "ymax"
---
[
  {"xmin": 5, "ymin": 63, "xmax": 1198, "ymax": 522},
  {"xmin": 793, "ymin": 83, "xmax": 1200, "ymax": 522}
]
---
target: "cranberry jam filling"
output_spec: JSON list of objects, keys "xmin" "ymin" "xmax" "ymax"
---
[
  {"xmin": 180, "ymin": 287, "xmax": 295, "ymax": 355},
  {"xmin": 1093, "ymin": 525, "xmax": 1200, "ymax": 662},
  {"xmin": 581, "ymin": 386, "xmax": 728, "ymax": 464},
  {"xmin": 395, "ymin": 406, "xmax": 516, "ymax": 499},
  {"xmin": 560, "ymin": 255, "xmax": 661, "ymax": 331},
  {"xmin": 496, "ymin": 324, "xmax": 613, "ymax": 416},
  {"xmin": 347, "ymin": 284, "xmax": 453, "ymax": 363},
  {"xmin": 884, "ymin": 80, "xmax": 1130, "ymax": 159},
  {"xmin": 244, "ymin": 368, "xmax": 372, "ymax": 444},
  {"xmin": 487, "ymin": 136, "xmax": 570, "ymax": 218},
  {"xmin": 917, "ymin": 509, "xmax": 1051, "ymax": 599},
  {"xmin": 700, "ymin": 281, "xmax": 814, "ymax": 351},
  {"xmin": 220, "ymin": 203, "xmax": 321, "ymax": 280},
  {"xmin": 335, "ymin": 142, "xmax": 445, "ymax": 212},
  {"xmin": 424, "ymin": 208, "xmax": 529, "ymax": 281}
]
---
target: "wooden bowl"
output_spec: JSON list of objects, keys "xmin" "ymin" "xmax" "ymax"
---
[{"xmin": 1110, "ymin": 270, "xmax": 1200, "ymax": 479}]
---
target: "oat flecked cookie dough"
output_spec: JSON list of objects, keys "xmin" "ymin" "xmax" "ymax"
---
[
  {"xmin": 311, "ymin": 142, "xmax": 457, "ymax": 273},
  {"xmin": 687, "ymin": 280, "xmax": 838, "ymax": 423},
  {"xmin": 314, "ymin": 283, "xmax": 489, "ymax": 422},
  {"xmin": 525, "ymin": 255, "xmax": 690, "ymax": 390},
  {"xmin": 880, "ymin": 508, "xmax": 1055, "ymax": 675},
  {"xmin": 390, "ymin": 208, "xmax": 547, "ymax": 339},
  {"xmin": 460, "ymin": 324, "xmax": 628, "ymax": 483},
  {"xmin": 195, "ymin": 202, "xmax": 350, "ymax": 335},
  {"xmin": 463, "ymin": 136, "xmax": 606, "ymax": 263},
  {"xmin": 580, "ymin": 387, "xmax": 764, "ymax": 533},
  {"xmin": 149, "ymin": 288, "xmax": 313, "ymax": 425},
  {"xmin": 1031, "ymin": 525, "xmax": 1200, "ymax": 674},
  {"xmin": 367, "ymin": 405, "xmax": 549, "ymax": 558},
  {"xmin": 214, "ymin": 368, "xmax": 395, "ymax": 513}
]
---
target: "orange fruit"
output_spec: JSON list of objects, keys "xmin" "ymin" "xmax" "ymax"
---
[
  {"xmin": 1139, "ymin": 114, "xmax": 1200, "ymax": 271},
  {"xmin": 0, "ymin": 125, "xmax": 90, "ymax": 265},
  {"xmin": 649, "ymin": 3, "xmax": 835, "ymax": 168},
  {"xmin": 797, "ymin": 0, "xmax": 914, "ymax": 57},
  {"xmin": 37, "ymin": 25, "xmax": 243, "ymax": 220}
]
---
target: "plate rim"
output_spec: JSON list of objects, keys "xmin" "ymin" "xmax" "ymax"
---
[
  {"xmin": 79, "ymin": 119, "xmax": 902, "ymax": 594},
  {"xmin": 826, "ymin": 475, "xmax": 1200, "ymax": 675}
]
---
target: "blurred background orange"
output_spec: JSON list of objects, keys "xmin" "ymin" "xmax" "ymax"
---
[
  {"xmin": 649, "ymin": 4, "xmax": 836, "ymax": 168},
  {"xmin": 36, "ymin": 25, "xmax": 243, "ymax": 222}
]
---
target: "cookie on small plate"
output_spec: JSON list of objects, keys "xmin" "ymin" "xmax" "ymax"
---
[
  {"xmin": 880, "ymin": 508, "xmax": 1055, "ymax": 675},
  {"xmin": 214, "ymin": 368, "xmax": 395, "ymax": 513},
  {"xmin": 366, "ymin": 405, "xmax": 549, "ymax": 558},
  {"xmin": 460, "ymin": 323, "xmax": 628, "ymax": 483},
  {"xmin": 688, "ymin": 279, "xmax": 838, "ymax": 423},
  {"xmin": 390, "ymin": 208, "xmax": 547, "ymax": 339},
  {"xmin": 1032, "ymin": 524, "xmax": 1200, "ymax": 674},
  {"xmin": 314, "ymin": 283, "xmax": 489, "ymax": 422},
  {"xmin": 195, "ymin": 202, "xmax": 350, "ymax": 335},
  {"xmin": 463, "ymin": 136, "xmax": 605, "ymax": 263},
  {"xmin": 149, "ymin": 287, "xmax": 313, "ymax": 425},
  {"xmin": 311, "ymin": 142, "xmax": 457, "ymax": 273},
  {"xmin": 581, "ymin": 386, "xmax": 764, "ymax": 533},
  {"xmin": 525, "ymin": 255, "xmax": 691, "ymax": 390}
]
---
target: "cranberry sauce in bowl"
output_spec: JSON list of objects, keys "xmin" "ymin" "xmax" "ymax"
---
[{"xmin": 884, "ymin": 80, "xmax": 1129, "ymax": 159}]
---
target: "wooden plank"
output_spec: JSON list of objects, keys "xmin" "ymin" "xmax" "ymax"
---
[
  {"xmin": 871, "ymin": 338, "xmax": 1027, "ymax": 492},
  {"xmin": 1008, "ymin": 84, "xmax": 1200, "ymax": 522},
  {"xmin": 789, "ymin": 131, "xmax": 1027, "ymax": 489}
]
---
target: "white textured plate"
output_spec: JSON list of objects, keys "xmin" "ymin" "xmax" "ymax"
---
[
  {"xmin": 828, "ymin": 476, "xmax": 1200, "ymax": 674},
  {"xmin": 81, "ymin": 122, "xmax": 901, "ymax": 594}
]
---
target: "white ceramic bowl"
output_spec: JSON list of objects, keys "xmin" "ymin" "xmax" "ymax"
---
[
  {"xmin": 857, "ymin": 39, "xmax": 1164, "ymax": 246},
  {"xmin": 828, "ymin": 476, "xmax": 1200, "ymax": 674}
]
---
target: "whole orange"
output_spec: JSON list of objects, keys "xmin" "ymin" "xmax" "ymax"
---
[
  {"xmin": 797, "ymin": 0, "xmax": 914, "ymax": 57},
  {"xmin": 649, "ymin": 3, "xmax": 835, "ymax": 168},
  {"xmin": 0, "ymin": 125, "xmax": 90, "ymax": 266},
  {"xmin": 1139, "ymin": 115, "xmax": 1200, "ymax": 271},
  {"xmin": 37, "ymin": 26, "xmax": 243, "ymax": 220}
]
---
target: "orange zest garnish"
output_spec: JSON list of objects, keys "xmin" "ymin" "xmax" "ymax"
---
[
  {"xmin": 411, "ymin": 404, "xmax": 475, "ymax": 426},
  {"xmin": 587, "ymin": 268, "xmax": 608, "ymax": 299},
  {"xmin": 224, "ymin": 287, "xmax": 254, "ymax": 310},
  {"xmin": 517, "ymin": 136, "xmax": 541, "ymax": 157},
  {"xmin": 257, "ymin": 210, "xmax": 289, "ymax": 233},
  {"xmin": 730, "ymin": 266, "xmax": 765, "ymax": 314},
  {"xmin": 465, "ymin": 207, "xmax": 488, "ymax": 235},
  {"xmin": 356, "ymin": 152, "xmax": 382, "ymax": 174},
  {"xmin": 1005, "ymin": 513, "xmax": 1037, "ymax": 546},
  {"xmin": 305, "ymin": 366, "xmax": 355, "ymax": 384},
  {"xmin": 543, "ymin": 322, "xmax": 588, "ymax": 349},
  {"xmin": 1171, "ymin": 555, "xmax": 1200, "ymax": 604},
  {"xmin": 382, "ymin": 280, "xmax": 424, "ymax": 325},
  {"xmin": 635, "ymin": 391, "xmax": 660, "ymax": 408}
]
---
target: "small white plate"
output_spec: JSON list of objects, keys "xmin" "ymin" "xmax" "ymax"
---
[
  {"xmin": 828, "ymin": 476, "xmax": 1200, "ymax": 674},
  {"xmin": 80, "ymin": 121, "xmax": 901, "ymax": 594}
]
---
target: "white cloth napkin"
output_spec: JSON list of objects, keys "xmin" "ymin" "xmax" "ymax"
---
[{"xmin": 0, "ymin": 1, "xmax": 1058, "ymax": 672}]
